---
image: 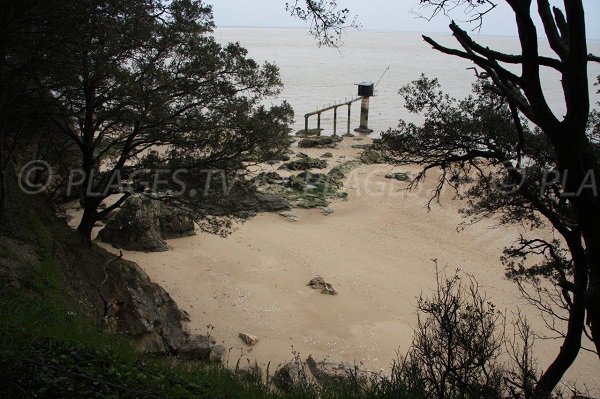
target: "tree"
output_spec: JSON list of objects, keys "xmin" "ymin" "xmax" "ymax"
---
[
  {"xmin": 291, "ymin": 0, "xmax": 600, "ymax": 396},
  {"xmin": 0, "ymin": 1, "xmax": 58, "ymax": 221},
  {"xmin": 34, "ymin": 0, "xmax": 293, "ymax": 244}
]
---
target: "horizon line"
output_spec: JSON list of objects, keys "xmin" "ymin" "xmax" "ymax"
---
[{"xmin": 214, "ymin": 25, "xmax": 600, "ymax": 42}]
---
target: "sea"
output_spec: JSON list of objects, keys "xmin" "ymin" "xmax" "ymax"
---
[{"xmin": 213, "ymin": 27, "xmax": 600, "ymax": 136}]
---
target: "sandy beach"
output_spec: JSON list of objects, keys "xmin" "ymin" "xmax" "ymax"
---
[{"xmin": 82, "ymin": 137, "xmax": 599, "ymax": 391}]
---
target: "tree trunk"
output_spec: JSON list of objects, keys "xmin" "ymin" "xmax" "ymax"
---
[
  {"xmin": 77, "ymin": 199, "xmax": 99, "ymax": 247},
  {"xmin": 564, "ymin": 147, "xmax": 600, "ymax": 355},
  {"xmin": 0, "ymin": 167, "xmax": 6, "ymax": 222},
  {"xmin": 533, "ymin": 270, "xmax": 586, "ymax": 398}
]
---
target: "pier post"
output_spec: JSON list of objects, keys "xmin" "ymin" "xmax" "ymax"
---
[
  {"xmin": 347, "ymin": 103, "xmax": 351, "ymax": 135},
  {"xmin": 354, "ymin": 96, "xmax": 373, "ymax": 134},
  {"xmin": 317, "ymin": 112, "xmax": 321, "ymax": 132},
  {"xmin": 304, "ymin": 115, "xmax": 309, "ymax": 134},
  {"xmin": 333, "ymin": 106, "xmax": 338, "ymax": 135}
]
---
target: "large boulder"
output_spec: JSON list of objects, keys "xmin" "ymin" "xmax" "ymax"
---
[
  {"xmin": 98, "ymin": 195, "xmax": 168, "ymax": 252},
  {"xmin": 97, "ymin": 258, "xmax": 191, "ymax": 354},
  {"xmin": 159, "ymin": 206, "xmax": 196, "ymax": 239}
]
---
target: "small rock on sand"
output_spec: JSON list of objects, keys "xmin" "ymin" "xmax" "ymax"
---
[
  {"xmin": 320, "ymin": 207, "xmax": 334, "ymax": 216},
  {"xmin": 239, "ymin": 332, "xmax": 259, "ymax": 346},
  {"xmin": 279, "ymin": 210, "xmax": 299, "ymax": 222},
  {"xmin": 307, "ymin": 276, "xmax": 338, "ymax": 295}
]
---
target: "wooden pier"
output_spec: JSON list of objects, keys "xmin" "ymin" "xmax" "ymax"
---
[{"xmin": 304, "ymin": 97, "xmax": 362, "ymax": 136}]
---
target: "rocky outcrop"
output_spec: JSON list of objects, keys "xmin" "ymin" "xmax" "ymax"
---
[
  {"xmin": 98, "ymin": 195, "xmax": 168, "ymax": 252},
  {"xmin": 159, "ymin": 206, "xmax": 196, "ymax": 239},
  {"xmin": 328, "ymin": 160, "xmax": 362, "ymax": 180},
  {"xmin": 359, "ymin": 147, "xmax": 389, "ymax": 165},
  {"xmin": 252, "ymin": 171, "xmax": 285, "ymax": 185},
  {"xmin": 88, "ymin": 255, "xmax": 190, "ymax": 354},
  {"xmin": 100, "ymin": 191, "xmax": 291, "ymax": 251},
  {"xmin": 279, "ymin": 157, "xmax": 328, "ymax": 171},
  {"xmin": 298, "ymin": 136, "xmax": 338, "ymax": 149}
]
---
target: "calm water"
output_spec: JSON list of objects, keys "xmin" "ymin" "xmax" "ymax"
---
[{"xmin": 213, "ymin": 28, "xmax": 600, "ymax": 135}]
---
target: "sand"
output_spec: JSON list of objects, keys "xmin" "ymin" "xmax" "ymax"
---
[{"xmin": 76, "ymin": 137, "xmax": 599, "ymax": 391}]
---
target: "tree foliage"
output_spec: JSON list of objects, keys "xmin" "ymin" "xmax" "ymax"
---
[
  {"xmin": 23, "ymin": 0, "xmax": 293, "ymax": 243},
  {"xmin": 285, "ymin": 1, "xmax": 359, "ymax": 47}
]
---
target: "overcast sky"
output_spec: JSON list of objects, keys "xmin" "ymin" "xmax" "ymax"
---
[{"xmin": 211, "ymin": 0, "xmax": 600, "ymax": 39}]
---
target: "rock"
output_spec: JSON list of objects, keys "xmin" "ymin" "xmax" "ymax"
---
[
  {"xmin": 296, "ymin": 152, "xmax": 309, "ymax": 159},
  {"xmin": 209, "ymin": 344, "xmax": 227, "ymax": 363},
  {"xmin": 239, "ymin": 332, "xmax": 259, "ymax": 346},
  {"xmin": 351, "ymin": 144, "xmax": 371, "ymax": 149},
  {"xmin": 307, "ymin": 276, "xmax": 327, "ymax": 289},
  {"xmin": 342, "ymin": 132, "xmax": 355, "ymax": 137},
  {"xmin": 321, "ymin": 283, "xmax": 338, "ymax": 295},
  {"xmin": 307, "ymin": 276, "xmax": 338, "ymax": 295},
  {"xmin": 273, "ymin": 362, "xmax": 305, "ymax": 391},
  {"xmin": 297, "ymin": 171, "xmax": 339, "ymax": 188},
  {"xmin": 295, "ymin": 128, "xmax": 323, "ymax": 137},
  {"xmin": 279, "ymin": 157, "xmax": 328, "ymax": 171},
  {"xmin": 328, "ymin": 160, "xmax": 362, "ymax": 180},
  {"xmin": 60, "ymin": 246, "xmax": 190, "ymax": 355},
  {"xmin": 306, "ymin": 355, "xmax": 368, "ymax": 386},
  {"xmin": 279, "ymin": 211, "xmax": 299, "ymax": 222},
  {"xmin": 320, "ymin": 207, "xmax": 334, "ymax": 216},
  {"xmin": 159, "ymin": 205, "xmax": 196, "ymax": 239},
  {"xmin": 298, "ymin": 136, "xmax": 337, "ymax": 149},
  {"xmin": 353, "ymin": 137, "xmax": 364, "ymax": 141},
  {"xmin": 178, "ymin": 334, "xmax": 216, "ymax": 360},
  {"xmin": 385, "ymin": 172, "xmax": 410, "ymax": 182},
  {"xmin": 254, "ymin": 192, "xmax": 292, "ymax": 212},
  {"xmin": 253, "ymin": 171, "xmax": 285, "ymax": 186},
  {"xmin": 359, "ymin": 148, "xmax": 388, "ymax": 165},
  {"xmin": 321, "ymin": 152, "xmax": 333, "ymax": 158},
  {"xmin": 286, "ymin": 176, "xmax": 307, "ymax": 191},
  {"xmin": 98, "ymin": 194, "xmax": 168, "ymax": 252}
]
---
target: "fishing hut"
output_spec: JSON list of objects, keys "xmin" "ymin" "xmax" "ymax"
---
[{"xmin": 354, "ymin": 81, "xmax": 374, "ymax": 134}]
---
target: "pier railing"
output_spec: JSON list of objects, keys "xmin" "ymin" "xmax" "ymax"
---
[{"xmin": 304, "ymin": 97, "xmax": 362, "ymax": 136}]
